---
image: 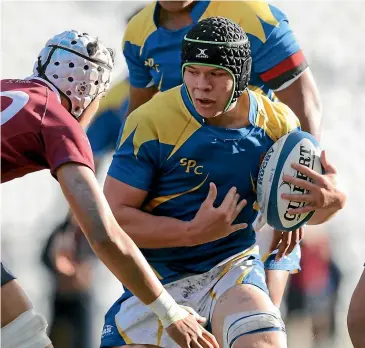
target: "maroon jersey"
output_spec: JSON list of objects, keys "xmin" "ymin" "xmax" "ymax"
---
[{"xmin": 1, "ymin": 78, "xmax": 94, "ymax": 183}]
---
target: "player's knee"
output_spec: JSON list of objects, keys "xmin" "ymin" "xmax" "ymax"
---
[
  {"xmin": 223, "ymin": 308, "xmax": 287, "ymax": 348},
  {"xmin": 1, "ymin": 308, "xmax": 52, "ymax": 348}
]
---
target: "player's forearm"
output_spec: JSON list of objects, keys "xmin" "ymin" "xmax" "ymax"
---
[
  {"xmin": 87, "ymin": 226, "xmax": 164, "ymax": 304},
  {"xmin": 112, "ymin": 205, "xmax": 193, "ymax": 248},
  {"xmin": 57, "ymin": 164, "xmax": 164, "ymax": 304}
]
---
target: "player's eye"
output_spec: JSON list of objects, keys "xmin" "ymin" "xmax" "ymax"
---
[
  {"xmin": 210, "ymin": 71, "xmax": 223, "ymax": 77},
  {"xmin": 187, "ymin": 69, "xmax": 198, "ymax": 75}
]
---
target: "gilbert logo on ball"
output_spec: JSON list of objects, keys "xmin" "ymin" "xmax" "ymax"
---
[{"xmin": 256, "ymin": 131, "xmax": 323, "ymax": 232}]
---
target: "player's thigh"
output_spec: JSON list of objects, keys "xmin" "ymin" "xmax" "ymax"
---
[
  {"xmin": 211, "ymin": 283, "xmax": 286, "ymax": 348},
  {"xmin": 1, "ymin": 277, "xmax": 33, "ymax": 327},
  {"xmin": 348, "ymin": 268, "xmax": 365, "ymax": 326}
]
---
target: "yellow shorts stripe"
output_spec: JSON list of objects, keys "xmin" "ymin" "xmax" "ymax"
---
[{"xmin": 116, "ymin": 321, "xmax": 134, "ymax": 344}]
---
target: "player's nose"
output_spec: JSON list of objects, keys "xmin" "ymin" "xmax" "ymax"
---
[{"xmin": 195, "ymin": 74, "xmax": 212, "ymax": 91}]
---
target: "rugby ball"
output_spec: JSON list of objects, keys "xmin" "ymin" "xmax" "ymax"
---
[{"xmin": 256, "ymin": 131, "xmax": 323, "ymax": 232}]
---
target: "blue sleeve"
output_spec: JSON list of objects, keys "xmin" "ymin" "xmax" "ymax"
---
[
  {"xmin": 87, "ymin": 99, "xmax": 129, "ymax": 156},
  {"xmin": 107, "ymin": 118, "xmax": 159, "ymax": 191},
  {"xmin": 123, "ymin": 40, "xmax": 152, "ymax": 89},
  {"xmin": 86, "ymin": 111, "xmax": 120, "ymax": 156},
  {"xmin": 253, "ymin": 6, "xmax": 302, "ymax": 73}
]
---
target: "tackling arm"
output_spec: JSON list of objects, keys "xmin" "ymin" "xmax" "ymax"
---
[{"xmin": 57, "ymin": 162, "xmax": 164, "ymax": 304}]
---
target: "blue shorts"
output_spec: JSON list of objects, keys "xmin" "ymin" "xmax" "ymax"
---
[
  {"xmin": 100, "ymin": 252, "xmax": 268, "ymax": 347},
  {"xmin": 1, "ymin": 262, "xmax": 16, "ymax": 286},
  {"xmin": 263, "ymin": 244, "xmax": 301, "ymax": 273}
]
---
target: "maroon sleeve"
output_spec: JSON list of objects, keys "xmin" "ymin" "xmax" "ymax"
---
[{"xmin": 41, "ymin": 92, "xmax": 95, "ymax": 177}]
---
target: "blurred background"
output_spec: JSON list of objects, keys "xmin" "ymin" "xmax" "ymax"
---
[{"xmin": 1, "ymin": 1, "xmax": 364, "ymax": 347}]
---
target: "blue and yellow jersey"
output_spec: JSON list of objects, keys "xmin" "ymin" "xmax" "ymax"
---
[
  {"xmin": 86, "ymin": 79, "xmax": 129, "ymax": 157},
  {"xmin": 108, "ymin": 85, "xmax": 300, "ymax": 281},
  {"xmin": 123, "ymin": 0, "xmax": 307, "ymax": 100}
]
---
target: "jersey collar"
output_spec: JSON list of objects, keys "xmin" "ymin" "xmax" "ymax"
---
[{"xmin": 25, "ymin": 76, "xmax": 61, "ymax": 103}]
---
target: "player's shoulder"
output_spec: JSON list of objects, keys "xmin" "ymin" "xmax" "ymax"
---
[
  {"xmin": 121, "ymin": 86, "xmax": 186, "ymax": 138},
  {"xmin": 1, "ymin": 78, "xmax": 51, "ymax": 127},
  {"xmin": 1, "ymin": 78, "xmax": 47, "ymax": 97},
  {"xmin": 123, "ymin": 2, "xmax": 157, "ymax": 48},
  {"xmin": 252, "ymin": 91, "xmax": 300, "ymax": 141},
  {"xmin": 118, "ymin": 86, "xmax": 199, "ymax": 157},
  {"xmin": 206, "ymin": 1, "xmax": 287, "ymax": 43},
  {"xmin": 1, "ymin": 79, "xmax": 34, "ymax": 110},
  {"xmin": 131, "ymin": 86, "xmax": 182, "ymax": 120}
]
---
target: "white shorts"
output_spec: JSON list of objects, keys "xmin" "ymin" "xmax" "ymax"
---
[{"xmin": 101, "ymin": 246, "xmax": 268, "ymax": 347}]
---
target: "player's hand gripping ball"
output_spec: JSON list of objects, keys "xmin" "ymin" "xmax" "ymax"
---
[{"xmin": 256, "ymin": 131, "xmax": 323, "ymax": 231}]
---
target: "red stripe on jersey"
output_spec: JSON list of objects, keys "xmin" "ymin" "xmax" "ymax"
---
[{"xmin": 260, "ymin": 50, "xmax": 306, "ymax": 82}]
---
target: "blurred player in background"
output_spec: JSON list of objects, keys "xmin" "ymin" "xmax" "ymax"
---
[
  {"xmin": 121, "ymin": 0, "xmax": 322, "ymax": 307},
  {"xmin": 285, "ymin": 228, "xmax": 342, "ymax": 347},
  {"xmin": 1, "ymin": 30, "xmax": 217, "ymax": 348},
  {"xmin": 86, "ymin": 7, "xmax": 144, "ymax": 173},
  {"xmin": 87, "ymin": 79, "xmax": 129, "ymax": 171},
  {"xmin": 347, "ymin": 268, "xmax": 365, "ymax": 347},
  {"xmin": 101, "ymin": 17, "xmax": 345, "ymax": 348}
]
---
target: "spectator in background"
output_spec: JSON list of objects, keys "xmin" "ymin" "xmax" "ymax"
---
[
  {"xmin": 285, "ymin": 227, "xmax": 342, "ymax": 348},
  {"xmin": 41, "ymin": 216, "xmax": 95, "ymax": 348}
]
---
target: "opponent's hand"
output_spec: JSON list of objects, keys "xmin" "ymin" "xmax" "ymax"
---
[
  {"xmin": 166, "ymin": 311, "xmax": 219, "ymax": 348},
  {"xmin": 269, "ymin": 227, "xmax": 304, "ymax": 261},
  {"xmin": 188, "ymin": 182, "xmax": 248, "ymax": 246},
  {"xmin": 281, "ymin": 151, "xmax": 346, "ymax": 215}
]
